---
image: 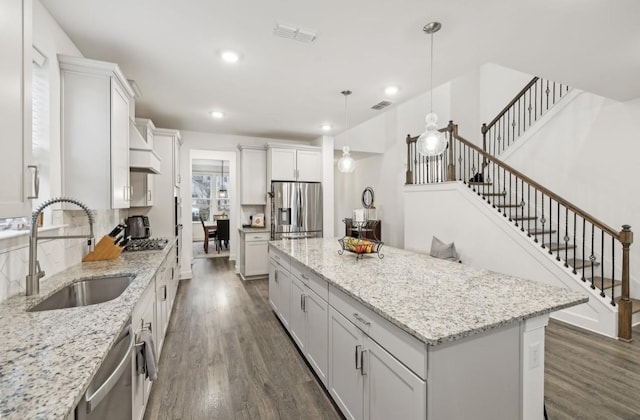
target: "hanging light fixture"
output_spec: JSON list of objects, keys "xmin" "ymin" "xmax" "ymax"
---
[
  {"xmin": 337, "ymin": 90, "xmax": 356, "ymax": 173},
  {"xmin": 218, "ymin": 160, "xmax": 228, "ymax": 198},
  {"xmin": 417, "ymin": 21, "xmax": 447, "ymax": 157}
]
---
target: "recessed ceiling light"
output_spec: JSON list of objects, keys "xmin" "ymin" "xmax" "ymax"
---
[
  {"xmin": 220, "ymin": 50, "xmax": 240, "ymax": 63},
  {"xmin": 210, "ymin": 111, "xmax": 225, "ymax": 119},
  {"xmin": 321, "ymin": 124, "xmax": 332, "ymax": 131},
  {"xmin": 385, "ymin": 86, "xmax": 400, "ymax": 96}
]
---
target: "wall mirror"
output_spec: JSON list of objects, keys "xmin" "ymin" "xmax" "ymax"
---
[{"xmin": 362, "ymin": 187, "xmax": 375, "ymax": 209}]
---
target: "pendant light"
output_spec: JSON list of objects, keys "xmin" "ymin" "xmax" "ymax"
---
[
  {"xmin": 218, "ymin": 160, "xmax": 228, "ymax": 198},
  {"xmin": 417, "ymin": 22, "xmax": 447, "ymax": 157},
  {"xmin": 337, "ymin": 90, "xmax": 356, "ymax": 173}
]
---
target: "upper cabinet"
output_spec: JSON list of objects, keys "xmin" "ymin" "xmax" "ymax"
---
[
  {"xmin": 130, "ymin": 118, "xmax": 158, "ymax": 208},
  {"xmin": 239, "ymin": 146, "xmax": 267, "ymax": 205},
  {"xmin": 59, "ymin": 55, "xmax": 135, "ymax": 210},
  {"xmin": 267, "ymin": 145, "xmax": 322, "ymax": 182},
  {"xmin": 0, "ymin": 0, "xmax": 33, "ymax": 218}
]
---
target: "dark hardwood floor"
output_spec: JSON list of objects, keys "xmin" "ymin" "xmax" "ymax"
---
[
  {"xmin": 144, "ymin": 257, "xmax": 341, "ymax": 420},
  {"xmin": 146, "ymin": 257, "xmax": 640, "ymax": 420}
]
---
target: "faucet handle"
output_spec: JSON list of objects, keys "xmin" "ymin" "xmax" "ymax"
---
[{"xmin": 36, "ymin": 260, "xmax": 45, "ymax": 279}]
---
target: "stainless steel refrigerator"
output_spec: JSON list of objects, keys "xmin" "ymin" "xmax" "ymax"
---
[{"xmin": 271, "ymin": 181, "xmax": 323, "ymax": 240}]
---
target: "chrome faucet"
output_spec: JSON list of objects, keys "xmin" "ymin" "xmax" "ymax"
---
[{"xmin": 26, "ymin": 197, "xmax": 95, "ymax": 295}]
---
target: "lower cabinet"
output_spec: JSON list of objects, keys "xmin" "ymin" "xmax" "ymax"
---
[
  {"xmin": 328, "ymin": 307, "xmax": 426, "ymax": 420},
  {"xmin": 268, "ymin": 256, "xmax": 290, "ymax": 328},
  {"xmin": 239, "ymin": 231, "xmax": 270, "ymax": 279},
  {"xmin": 131, "ymin": 244, "xmax": 180, "ymax": 420},
  {"xmin": 289, "ymin": 275, "xmax": 329, "ymax": 386}
]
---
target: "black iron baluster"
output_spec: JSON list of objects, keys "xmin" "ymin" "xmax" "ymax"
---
[
  {"xmin": 520, "ymin": 179, "xmax": 525, "ymax": 232},
  {"xmin": 548, "ymin": 197, "xmax": 553, "ymax": 254},
  {"xmin": 590, "ymin": 224, "xmax": 596, "ymax": 289},
  {"xmin": 600, "ymin": 233, "xmax": 605, "ymax": 297},
  {"xmin": 507, "ymin": 172, "xmax": 512, "ymax": 221},
  {"xmin": 556, "ymin": 202, "xmax": 560, "ymax": 259},
  {"xmin": 564, "ymin": 207, "xmax": 569, "ymax": 266},
  {"xmin": 582, "ymin": 219, "xmax": 586, "ymax": 281},
  {"xmin": 546, "ymin": 79, "xmax": 550, "ymax": 111},
  {"xmin": 514, "ymin": 174, "xmax": 518, "ymax": 225},
  {"xmin": 517, "ymin": 99, "xmax": 521, "ymax": 138},
  {"xmin": 553, "ymin": 82, "xmax": 556, "ymax": 105},
  {"xmin": 534, "ymin": 190, "xmax": 539, "ymax": 242},
  {"xmin": 534, "ymin": 80, "xmax": 538, "ymax": 122},
  {"xmin": 527, "ymin": 184, "xmax": 531, "ymax": 235},
  {"xmin": 540, "ymin": 193, "xmax": 546, "ymax": 247},
  {"xmin": 572, "ymin": 213, "xmax": 577, "ymax": 274}
]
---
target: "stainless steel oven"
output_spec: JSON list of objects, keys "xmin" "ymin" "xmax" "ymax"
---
[{"xmin": 76, "ymin": 320, "xmax": 133, "ymax": 420}]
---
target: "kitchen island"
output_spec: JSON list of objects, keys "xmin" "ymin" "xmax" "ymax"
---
[{"xmin": 268, "ymin": 238, "xmax": 587, "ymax": 420}]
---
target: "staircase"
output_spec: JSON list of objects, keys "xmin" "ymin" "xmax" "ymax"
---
[{"xmin": 405, "ymin": 105, "xmax": 639, "ymax": 341}]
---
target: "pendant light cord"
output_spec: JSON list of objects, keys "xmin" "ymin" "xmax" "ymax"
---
[{"xmin": 429, "ymin": 31, "xmax": 434, "ymax": 114}]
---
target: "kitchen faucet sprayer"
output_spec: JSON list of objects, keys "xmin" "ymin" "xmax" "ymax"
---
[{"xmin": 26, "ymin": 197, "xmax": 95, "ymax": 296}]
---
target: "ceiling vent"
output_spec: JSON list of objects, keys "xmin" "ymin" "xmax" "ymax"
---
[
  {"xmin": 274, "ymin": 23, "xmax": 317, "ymax": 43},
  {"xmin": 371, "ymin": 100, "xmax": 392, "ymax": 110}
]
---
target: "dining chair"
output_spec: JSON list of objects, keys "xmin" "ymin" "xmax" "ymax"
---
[
  {"xmin": 215, "ymin": 219, "xmax": 230, "ymax": 253},
  {"xmin": 199, "ymin": 215, "xmax": 217, "ymax": 254}
]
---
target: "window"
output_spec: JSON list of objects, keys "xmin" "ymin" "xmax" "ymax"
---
[{"xmin": 191, "ymin": 171, "xmax": 230, "ymax": 221}]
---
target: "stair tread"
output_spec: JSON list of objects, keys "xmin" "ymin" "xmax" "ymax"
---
[
  {"xmin": 529, "ymin": 229, "xmax": 557, "ymax": 235},
  {"xmin": 588, "ymin": 277, "xmax": 622, "ymax": 290},
  {"xmin": 571, "ymin": 259, "xmax": 601, "ymax": 269},
  {"xmin": 497, "ymin": 203, "xmax": 524, "ymax": 208},
  {"xmin": 545, "ymin": 242, "xmax": 576, "ymax": 251},
  {"xmin": 614, "ymin": 297, "xmax": 640, "ymax": 314}
]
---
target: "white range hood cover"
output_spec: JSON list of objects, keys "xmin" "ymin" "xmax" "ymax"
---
[{"xmin": 130, "ymin": 119, "xmax": 161, "ymax": 174}]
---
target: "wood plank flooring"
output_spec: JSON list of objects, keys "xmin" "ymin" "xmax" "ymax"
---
[
  {"xmin": 143, "ymin": 257, "xmax": 341, "ymax": 420},
  {"xmin": 146, "ymin": 257, "xmax": 640, "ymax": 420},
  {"xmin": 544, "ymin": 320, "xmax": 640, "ymax": 420}
]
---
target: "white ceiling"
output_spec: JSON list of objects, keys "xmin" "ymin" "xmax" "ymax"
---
[{"xmin": 40, "ymin": 0, "xmax": 640, "ymax": 142}]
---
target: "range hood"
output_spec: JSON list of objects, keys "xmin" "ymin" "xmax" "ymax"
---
[{"xmin": 130, "ymin": 119, "xmax": 161, "ymax": 174}]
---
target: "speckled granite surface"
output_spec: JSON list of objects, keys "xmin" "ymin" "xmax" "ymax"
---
[
  {"xmin": 0, "ymin": 240, "xmax": 175, "ymax": 420},
  {"xmin": 270, "ymin": 238, "xmax": 588, "ymax": 346}
]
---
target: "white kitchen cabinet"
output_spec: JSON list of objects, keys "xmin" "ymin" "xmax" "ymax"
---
[
  {"xmin": 290, "ymin": 276, "xmax": 329, "ymax": 386},
  {"xmin": 267, "ymin": 145, "xmax": 322, "ymax": 182},
  {"xmin": 155, "ymin": 262, "xmax": 168, "ymax": 355},
  {"xmin": 59, "ymin": 55, "xmax": 135, "ymax": 210},
  {"xmin": 131, "ymin": 279, "xmax": 156, "ymax": 420},
  {"xmin": 239, "ymin": 230, "xmax": 270, "ymax": 279},
  {"xmin": 239, "ymin": 146, "xmax": 267, "ymax": 205},
  {"xmin": 328, "ymin": 307, "xmax": 425, "ymax": 420},
  {"xmin": 268, "ymin": 254, "xmax": 291, "ymax": 328},
  {"xmin": 0, "ymin": 0, "xmax": 33, "ymax": 219},
  {"xmin": 130, "ymin": 172, "xmax": 154, "ymax": 207}
]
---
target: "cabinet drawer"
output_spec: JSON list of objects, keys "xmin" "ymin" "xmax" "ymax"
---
[
  {"xmin": 329, "ymin": 285, "xmax": 427, "ymax": 380},
  {"xmin": 290, "ymin": 259, "xmax": 328, "ymax": 302},
  {"xmin": 269, "ymin": 247, "xmax": 290, "ymax": 272},
  {"xmin": 245, "ymin": 231, "xmax": 270, "ymax": 242}
]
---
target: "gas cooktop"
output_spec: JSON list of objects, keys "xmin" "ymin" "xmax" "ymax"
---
[{"xmin": 123, "ymin": 238, "xmax": 169, "ymax": 252}]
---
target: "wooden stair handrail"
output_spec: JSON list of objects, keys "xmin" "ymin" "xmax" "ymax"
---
[
  {"xmin": 482, "ymin": 77, "xmax": 540, "ymax": 133},
  {"xmin": 451, "ymin": 124, "xmax": 621, "ymax": 240}
]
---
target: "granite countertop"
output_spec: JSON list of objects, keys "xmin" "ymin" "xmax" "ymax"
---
[
  {"xmin": 0, "ymin": 240, "xmax": 176, "ymax": 420},
  {"xmin": 269, "ymin": 238, "xmax": 588, "ymax": 346}
]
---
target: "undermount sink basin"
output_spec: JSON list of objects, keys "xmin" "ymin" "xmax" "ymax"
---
[{"xmin": 28, "ymin": 274, "xmax": 136, "ymax": 312}]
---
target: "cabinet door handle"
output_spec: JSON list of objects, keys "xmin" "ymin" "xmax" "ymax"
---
[
  {"xmin": 148, "ymin": 190, "xmax": 152, "ymax": 202},
  {"xmin": 355, "ymin": 344, "xmax": 362, "ymax": 370},
  {"xmin": 162, "ymin": 286, "xmax": 167, "ymax": 301},
  {"xmin": 275, "ymin": 270, "xmax": 278, "ymax": 283},
  {"xmin": 27, "ymin": 165, "xmax": 39, "ymax": 199},
  {"xmin": 303, "ymin": 295, "xmax": 307, "ymax": 312},
  {"xmin": 300, "ymin": 293, "xmax": 304, "ymax": 311},
  {"xmin": 353, "ymin": 313, "xmax": 371, "ymax": 326},
  {"xmin": 360, "ymin": 349, "xmax": 368, "ymax": 375}
]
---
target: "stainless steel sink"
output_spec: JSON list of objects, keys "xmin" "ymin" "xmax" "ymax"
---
[{"xmin": 28, "ymin": 274, "xmax": 136, "ymax": 312}]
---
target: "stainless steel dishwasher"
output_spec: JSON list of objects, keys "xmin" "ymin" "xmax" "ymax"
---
[{"xmin": 76, "ymin": 319, "xmax": 133, "ymax": 420}]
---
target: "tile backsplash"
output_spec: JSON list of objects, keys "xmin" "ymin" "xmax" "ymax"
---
[{"xmin": 0, "ymin": 209, "xmax": 126, "ymax": 303}]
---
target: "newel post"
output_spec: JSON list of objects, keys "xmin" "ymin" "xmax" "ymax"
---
[
  {"xmin": 447, "ymin": 121, "xmax": 455, "ymax": 181},
  {"xmin": 405, "ymin": 134, "xmax": 414, "ymax": 185},
  {"xmin": 618, "ymin": 224, "xmax": 633, "ymax": 342}
]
